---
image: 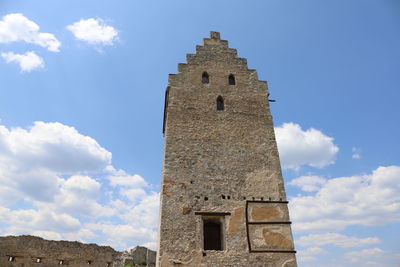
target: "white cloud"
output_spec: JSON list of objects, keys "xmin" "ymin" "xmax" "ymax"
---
[
  {"xmin": 31, "ymin": 230, "xmax": 63, "ymax": 241},
  {"xmin": 290, "ymin": 166, "xmax": 400, "ymax": 232},
  {"xmin": 297, "ymin": 233, "xmax": 381, "ymax": 248},
  {"xmin": 86, "ymin": 222, "xmax": 157, "ymax": 250},
  {"xmin": 0, "ymin": 13, "xmax": 60, "ymax": 52},
  {"xmin": 1, "ymin": 51, "xmax": 44, "ymax": 72},
  {"xmin": 297, "ymin": 247, "xmax": 326, "ymax": 262},
  {"xmin": 0, "ymin": 121, "xmax": 111, "ymax": 175},
  {"xmin": 67, "ymin": 18, "xmax": 118, "ymax": 46},
  {"xmin": 62, "ymin": 175, "xmax": 101, "ymax": 198},
  {"xmin": 120, "ymin": 188, "xmax": 147, "ymax": 204},
  {"xmin": 0, "ymin": 121, "xmax": 158, "ymax": 250},
  {"xmin": 118, "ymin": 192, "xmax": 159, "ymax": 229},
  {"xmin": 42, "ymin": 175, "xmax": 115, "ymax": 218},
  {"xmin": 345, "ymin": 248, "xmax": 385, "ymax": 263},
  {"xmin": 352, "ymin": 147, "xmax": 362, "ymax": 159},
  {"xmin": 0, "ymin": 207, "xmax": 81, "ymax": 234},
  {"xmin": 275, "ymin": 123, "xmax": 339, "ymax": 170},
  {"xmin": 108, "ymin": 173, "xmax": 148, "ymax": 188},
  {"xmin": 289, "ymin": 175, "xmax": 326, "ymax": 192}
]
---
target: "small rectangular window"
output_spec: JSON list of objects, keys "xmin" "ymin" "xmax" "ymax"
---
[
  {"xmin": 202, "ymin": 72, "xmax": 209, "ymax": 84},
  {"xmin": 217, "ymin": 96, "xmax": 224, "ymax": 111},
  {"xmin": 203, "ymin": 217, "xmax": 225, "ymax": 251},
  {"xmin": 228, "ymin": 74, "xmax": 235, "ymax": 85}
]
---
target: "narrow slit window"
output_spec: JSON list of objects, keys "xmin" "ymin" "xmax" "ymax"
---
[
  {"xmin": 217, "ymin": 96, "xmax": 224, "ymax": 111},
  {"xmin": 203, "ymin": 221, "xmax": 222, "ymax": 250},
  {"xmin": 202, "ymin": 72, "xmax": 209, "ymax": 84},
  {"xmin": 228, "ymin": 74, "xmax": 235, "ymax": 85}
]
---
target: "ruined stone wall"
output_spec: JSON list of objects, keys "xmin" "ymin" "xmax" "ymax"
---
[
  {"xmin": 0, "ymin": 235, "xmax": 117, "ymax": 267},
  {"xmin": 0, "ymin": 235, "xmax": 156, "ymax": 267},
  {"xmin": 115, "ymin": 246, "xmax": 156, "ymax": 267},
  {"xmin": 157, "ymin": 32, "xmax": 297, "ymax": 267}
]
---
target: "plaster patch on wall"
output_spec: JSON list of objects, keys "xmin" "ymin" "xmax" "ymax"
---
[
  {"xmin": 251, "ymin": 206, "xmax": 279, "ymax": 221},
  {"xmin": 228, "ymin": 207, "xmax": 244, "ymax": 235}
]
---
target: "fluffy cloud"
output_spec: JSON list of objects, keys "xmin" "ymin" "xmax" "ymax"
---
[
  {"xmin": 0, "ymin": 13, "xmax": 61, "ymax": 52},
  {"xmin": 0, "ymin": 121, "xmax": 112, "ymax": 210},
  {"xmin": 108, "ymin": 172, "xmax": 148, "ymax": 189},
  {"xmin": 1, "ymin": 51, "xmax": 44, "ymax": 72},
  {"xmin": 118, "ymin": 192, "xmax": 159, "ymax": 229},
  {"xmin": 275, "ymin": 123, "xmax": 339, "ymax": 170},
  {"xmin": 290, "ymin": 166, "xmax": 400, "ymax": 232},
  {"xmin": 0, "ymin": 121, "xmax": 158, "ymax": 250},
  {"xmin": 289, "ymin": 175, "xmax": 326, "ymax": 192},
  {"xmin": 42, "ymin": 175, "xmax": 115, "ymax": 218},
  {"xmin": 345, "ymin": 248, "xmax": 385, "ymax": 264},
  {"xmin": 352, "ymin": 147, "xmax": 362, "ymax": 159},
  {"xmin": 86, "ymin": 222, "xmax": 157, "ymax": 250},
  {"xmin": 0, "ymin": 121, "xmax": 111, "ymax": 175},
  {"xmin": 67, "ymin": 18, "xmax": 118, "ymax": 46},
  {"xmin": 296, "ymin": 233, "xmax": 380, "ymax": 248},
  {"xmin": 297, "ymin": 247, "xmax": 326, "ymax": 262},
  {"xmin": 0, "ymin": 207, "xmax": 81, "ymax": 234}
]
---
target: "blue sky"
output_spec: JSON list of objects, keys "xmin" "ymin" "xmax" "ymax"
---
[{"xmin": 0, "ymin": 0, "xmax": 399, "ymax": 266}]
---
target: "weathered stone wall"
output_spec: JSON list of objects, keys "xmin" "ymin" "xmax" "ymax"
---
[
  {"xmin": 157, "ymin": 32, "xmax": 297, "ymax": 266},
  {"xmin": 0, "ymin": 235, "xmax": 156, "ymax": 267},
  {"xmin": 115, "ymin": 246, "xmax": 156, "ymax": 267},
  {"xmin": 0, "ymin": 235, "xmax": 117, "ymax": 267}
]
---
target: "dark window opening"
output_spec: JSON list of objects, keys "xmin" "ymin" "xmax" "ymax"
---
[
  {"xmin": 228, "ymin": 74, "xmax": 236, "ymax": 85},
  {"xmin": 203, "ymin": 221, "xmax": 222, "ymax": 250},
  {"xmin": 8, "ymin": 256, "xmax": 15, "ymax": 262},
  {"xmin": 204, "ymin": 197, "xmax": 208, "ymax": 201},
  {"xmin": 221, "ymin": 195, "xmax": 225, "ymax": 199},
  {"xmin": 217, "ymin": 96, "xmax": 224, "ymax": 111},
  {"xmin": 202, "ymin": 72, "xmax": 209, "ymax": 84},
  {"xmin": 87, "ymin": 260, "xmax": 92, "ymax": 265},
  {"xmin": 227, "ymin": 196, "xmax": 231, "ymax": 199}
]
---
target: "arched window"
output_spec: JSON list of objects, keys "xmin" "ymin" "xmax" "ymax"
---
[
  {"xmin": 228, "ymin": 74, "xmax": 235, "ymax": 85},
  {"xmin": 202, "ymin": 72, "xmax": 209, "ymax": 84},
  {"xmin": 217, "ymin": 96, "xmax": 224, "ymax": 111},
  {"xmin": 203, "ymin": 221, "xmax": 222, "ymax": 250}
]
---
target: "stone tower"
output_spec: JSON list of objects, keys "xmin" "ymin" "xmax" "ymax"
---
[{"xmin": 157, "ymin": 32, "xmax": 297, "ymax": 267}]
